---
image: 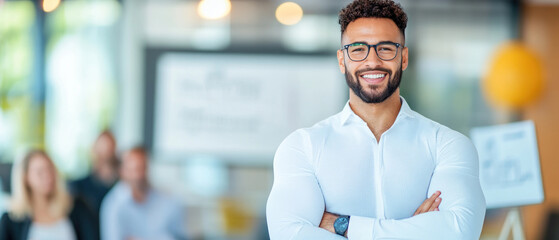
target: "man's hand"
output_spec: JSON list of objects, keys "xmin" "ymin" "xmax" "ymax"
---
[
  {"xmin": 318, "ymin": 191, "xmax": 442, "ymax": 237},
  {"xmin": 414, "ymin": 191, "xmax": 442, "ymax": 216}
]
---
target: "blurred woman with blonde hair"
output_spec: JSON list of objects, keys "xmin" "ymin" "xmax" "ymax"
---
[{"xmin": 0, "ymin": 149, "xmax": 98, "ymax": 240}]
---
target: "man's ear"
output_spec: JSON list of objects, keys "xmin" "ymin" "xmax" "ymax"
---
[
  {"xmin": 337, "ymin": 49, "xmax": 346, "ymax": 74},
  {"xmin": 402, "ymin": 47, "xmax": 409, "ymax": 71}
]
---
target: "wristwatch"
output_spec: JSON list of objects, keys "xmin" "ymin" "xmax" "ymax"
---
[{"xmin": 334, "ymin": 215, "xmax": 350, "ymax": 236}]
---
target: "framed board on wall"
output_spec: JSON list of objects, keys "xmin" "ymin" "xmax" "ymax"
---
[{"xmin": 145, "ymin": 51, "xmax": 346, "ymax": 164}]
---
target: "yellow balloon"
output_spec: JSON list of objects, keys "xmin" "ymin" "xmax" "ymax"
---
[{"xmin": 484, "ymin": 42, "xmax": 545, "ymax": 109}]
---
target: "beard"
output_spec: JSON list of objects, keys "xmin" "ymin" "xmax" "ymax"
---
[{"xmin": 345, "ymin": 62, "xmax": 403, "ymax": 104}]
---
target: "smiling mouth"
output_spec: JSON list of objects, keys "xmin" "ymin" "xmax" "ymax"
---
[
  {"xmin": 359, "ymin": 73, "xmax": 387, "ymax": 84},
  {"xmin": 361, "ymin": 73, "xmax": 386, "ymax": 79}
]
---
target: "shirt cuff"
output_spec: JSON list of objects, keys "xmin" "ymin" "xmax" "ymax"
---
[{"xmin": 347, "ymin": 215, "xmax": 375, "ymax": 240}]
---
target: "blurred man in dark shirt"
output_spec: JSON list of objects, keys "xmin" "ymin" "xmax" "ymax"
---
[{"xmin": 69, "ymin": 130, "xmax": 119, "ymax": 239}]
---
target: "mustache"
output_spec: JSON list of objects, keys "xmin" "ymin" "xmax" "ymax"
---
[{"xmin": 355, "ymin": 67, "xmax": 392, "ymax": 77}]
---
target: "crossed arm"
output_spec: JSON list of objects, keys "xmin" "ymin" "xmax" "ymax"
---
[
  {"xmin": 266, "ymin": 130, "xmax": 486, "ymax": 240},
  {"xmin": 319, "ymin": 191, "xmax": 443, "ymax": 236}
]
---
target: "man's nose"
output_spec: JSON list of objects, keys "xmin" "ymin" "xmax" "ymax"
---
[{"xmin": 363, "ymin": 47, "xmax": 384, "ymax": 67}]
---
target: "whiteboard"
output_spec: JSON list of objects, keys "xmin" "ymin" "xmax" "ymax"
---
[
  {"xmin": 152, "ymin": 53, "xmax": 346, "ymax": 163},
  {"xmin": 470, "ymin": 120, "xmax": 544, "ymax": 209}
]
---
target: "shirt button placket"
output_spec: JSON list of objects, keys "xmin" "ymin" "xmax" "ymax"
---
[{"xmin": 371, "ymin": 134, "xmax": 385, "ymax": 219}]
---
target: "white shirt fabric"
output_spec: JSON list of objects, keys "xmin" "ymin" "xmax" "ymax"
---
[
  {"xmin": 28, "ymin": 218, "xmax": 76, "ymax": 240},
  {"xmin": 100, "ymin": 182, "xmax": 187, "ymax": 240},
  {"xmin": 266, "ymin": 97, "xmax": 486, "ymax": 240}
]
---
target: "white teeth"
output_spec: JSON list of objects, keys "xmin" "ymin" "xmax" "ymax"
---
[{"xmin": 362, "ymin": 74, "xmax": 385, "ymax": 79}]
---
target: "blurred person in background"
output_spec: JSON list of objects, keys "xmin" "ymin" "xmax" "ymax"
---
[
  {"xmin": 266, "ymin": 0, "xmax": 486, "ymax": 239},
  {"xmin": 100, "ymin": 147, "xmax": 187, "ymax": 240},
  {"xmin": 68, "ymin": 130, "xmax": 119, "ymax": 238},
  {"xmin": 0, "ymin": 149, "xmax": 97, "ymax": 240}
]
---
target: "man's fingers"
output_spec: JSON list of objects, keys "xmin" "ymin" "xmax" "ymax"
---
[
  {"xmin": 428, "ymin": 197, "xmax": 441, "ymax": 212},
  {"xmin": 419, "ymin": 191, "xmax": 440, "ymax": 212},
  {"xmin": 414, "ymin": 195, "xmax": 434, "ymax": 215},
  {"xmin": 414, "ymin": 191, "xmax": 441, "ymax": 216},
  {"xmin": 420, "ymin": 192, "xmax": 440, "ymax": 213}
]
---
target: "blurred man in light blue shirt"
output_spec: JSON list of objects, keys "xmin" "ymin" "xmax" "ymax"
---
[{"xmin": 100, "ymin": 147, "xmax": 187, "ymax": 240}]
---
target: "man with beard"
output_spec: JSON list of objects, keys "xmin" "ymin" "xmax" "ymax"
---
[{"xmin": 266, "ymin": 0, "xmax": 486, "ymax": 239}]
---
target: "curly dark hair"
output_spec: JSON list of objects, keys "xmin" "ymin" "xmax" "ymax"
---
[{"xmin": 339, "ymin": 0, "xmax": 408, "ymax": 39}]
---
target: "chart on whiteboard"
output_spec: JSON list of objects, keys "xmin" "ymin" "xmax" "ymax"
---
[
  {"xmin": 152, "ymin": 53, "xmax": 346, "ymax": 162},
  {"xmin": 470, "ymin": 120, "xmax": 544, "ymax": 209}
]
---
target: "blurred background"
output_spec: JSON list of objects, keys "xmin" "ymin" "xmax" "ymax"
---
[{"xmin": 0, "ymin": 0, "xmax": 558, "ymax": 239}]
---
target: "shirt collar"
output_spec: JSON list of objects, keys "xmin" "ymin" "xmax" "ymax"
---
[{"xmin": 339, "ymin": 96, "xmax": 416, "ymax": 126}]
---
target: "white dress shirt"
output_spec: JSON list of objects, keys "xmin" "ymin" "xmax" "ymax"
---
[{"xmin": 266, "ymin": 97, "xmax": 486, "ymax": 240}]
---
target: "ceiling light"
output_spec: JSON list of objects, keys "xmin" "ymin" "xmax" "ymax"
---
[
  {"xmin": 43, "ymin": 0, "xmax": 61, "ymax": 12},
  {"xmin": 276, "ymin": 2, "xmax": 303, "ymax": 26},
  {"xmin": 198, "ymin": 0, "xmax": 231, "ymax": 20}
]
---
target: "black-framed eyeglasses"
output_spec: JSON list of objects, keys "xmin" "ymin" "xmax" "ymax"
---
[{"xmin": 342, "ymin": 41, "xmax": 402, "ymax": 61}]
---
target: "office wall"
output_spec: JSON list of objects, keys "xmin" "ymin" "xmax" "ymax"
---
[{"xmin": 521, "ymin": 3, "xmax": 559, "ymax": 240}]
